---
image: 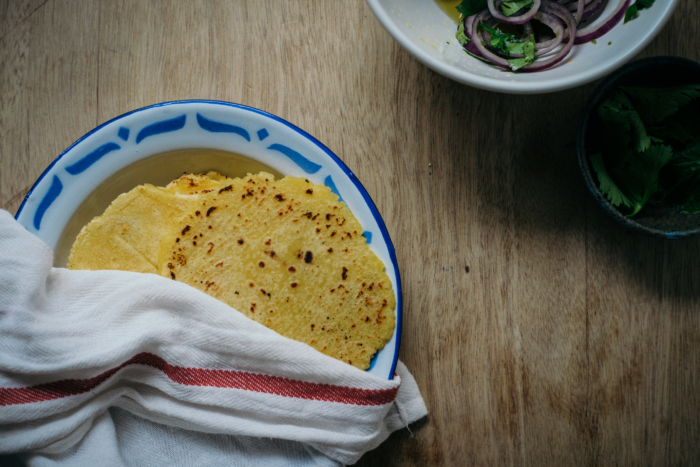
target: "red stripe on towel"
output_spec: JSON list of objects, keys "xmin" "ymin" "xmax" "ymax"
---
[{"xmin": 0, "ymin": 352, "xmax": 398, "ymax": 407}]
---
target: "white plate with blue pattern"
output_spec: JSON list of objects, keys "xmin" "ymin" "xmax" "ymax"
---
[{"xmin": 15, "ymin": 100, "xmax": 401, "ymax": 380}]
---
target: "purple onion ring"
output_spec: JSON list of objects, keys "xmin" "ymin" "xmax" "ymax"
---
[
  {"xmin": 571, "ymin": 0, "xmax": 609, "ymax": 22},
  {"xmin": 520, "ymin": 1, "xmax": 577, "ymax": 71},
  {"xmin": 533, "ymin": 11, "xmax": 565, "ymax": 56},
  {"xmin": 572, "ymin": 0, "xmax": 585, "ymax": 23},
  {"xmin": 470, "ymin": 10, "xmax": 512, "ymax": 69},
  {"xmin": 575, "ymin": 0, "xmax": 630, "ymax": 44}
]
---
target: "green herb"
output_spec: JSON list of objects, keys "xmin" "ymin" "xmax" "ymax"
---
[
  {"xmin": 624, "ymin": 0, "xmax": 655, "ymax": 23},
  {"xmin": 591, "ymin": 83, "xmax": 700, "ymax": 216},
  {"xmin": 500, "ymin": 0, "xmax": 534, "ymax": 16},
  {"xmin": 477, "ymin": 22, "xmax": 536, "ymax": 71},
  {"xmin": 597, "ymin": 90, "xmax": 651, "ymax": 153},
  {"xmin": 507, "ymin": 35, "xmax": 535, "ymax": 71},
  {"xmin": 456, "ymin": 21, "xmax": 470, "ymax": 46},
  {"xmin": 591, "ymin": 152, "xmax": 634, "ymax": 209},
  {"xmin": 608, "ymin": 41, "xmax": 612, "ymax": 45},
  {"xmin": 478, "ymin": 22, "xmax": 511, "ymax": 51},
  {"xmin": 591, "ymin": 39, "xmax": 597, "ymax": 44},
  {"xmin": 662, "ymin": 140, "xmax": 700, "ymax": 214},
  {"xmin": 456, "ymin": 0, "xmax": 488, "ymax": 17},
  {"xmin": 620, "ymin": 84, "xmax": 700, "ymax": 124}
]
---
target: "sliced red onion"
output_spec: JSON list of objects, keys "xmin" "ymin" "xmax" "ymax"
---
[
  {"xmin": 470, "ymin": 10, "xmax": 512, "ymax": 69},
  {"xmin": 465, "ymin": 39, "xmax": 482, "ymax": 56},
  {"xmin": 533, "ymin": 11, "xmax": 565, "ymax": 55},
  {"xmin": 575, "ymin": 0, "xmax": 629, "ymax": 43},
  {"xmin": 572, "ymin": 0, "xmax": 585, "ymax": 23},
  {"xmin": 463, "ymin": 15, "xmax": 476, "ymax": 39},
  {"xmin": 569, "ymin": 0, "xmax": 608, "ymax": 21},
  {"xmin": 521, "ymin": 1, "xmax": 577, "ymax": 71},
  {"xmin": 487, "ymin": 0, "xmax": 541, "ymax": 24},
  {"xmin": 456, "ymin": 0, "xmax": 628, "ymax": 72}
]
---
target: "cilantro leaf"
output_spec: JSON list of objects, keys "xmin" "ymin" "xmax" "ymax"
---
[
  {"xmin": 664, "ymin": 141, "xmax": 700, "ymax": 214},
  {"xmin": 505, "ymin": 38, "xmax": 529, "ymax": 55},
  {"xmin": 648, "ymin": 104, "xmax": 700, "ymax": 144},
  {"xmin": 625, "ymin": 0, "xmax": 655, "ymax": 23},
  {"xmin": 507, "ymin": 35, "xmax": 535, "ymax": 71},
  {"xmin": 476, "ymin": 23, "xmax": 536, "ymax": 71},
  {"xmin": 598, "ymin": 90, "xmax": 651, "ymax": 153},
  {"xmin": 640, "ymin": 143, "xmax": 674, "ymax": 169},
  {"xmin": 590, "ymin": 152, "xmax": 633, "ymax": 209},
  {"xmin": 478, "ymin": 22, "xmax": 515, "ymax": 53},
  {"xmin": 621, "ymin": 84, "xmax": 700, "ymax": 124},
  {"xmin": 456, "ymin": 21, "xmax": 470, "ymax": 46},
  {"xmin": 671, "ymin": 140, "xmax": 700, "ymax": 171},
  {"xmin": 501, "ymin": 0, "xmax": 534, "ymax": 16},
  {"xmin": 609, "ymin": 144, "xmax": 672, "ymax": 216},
  {"xmin": 663, "ymin": 141, "xmax": 700, "ymax": 195},
  {"xmin": 508, "ymin": 57, "xmax": 531, "ymax": 71},
  {"xmin": 457, "ymin": 0, "xmax": 488, "ymax": 17}
]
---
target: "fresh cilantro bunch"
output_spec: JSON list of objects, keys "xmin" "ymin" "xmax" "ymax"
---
[{"xmin": 590, "ymin": 83, "xmax": 700, "ymax": 216}]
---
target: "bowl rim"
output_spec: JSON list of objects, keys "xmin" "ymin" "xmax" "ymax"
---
[
  {"xmin": 365, "ymin": 0, "xmax": 680, "ymax": 94},
  {"xmin": 576, "ymin": 55, "xmax": 700, "ymax": 239},
  {"xmin": 15, "ymin": 99, "xmax": 403, "ymax": 379}
]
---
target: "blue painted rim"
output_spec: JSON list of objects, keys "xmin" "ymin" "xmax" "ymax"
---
[{"xmin": 15, "ymin": 100, "xmax": 402, "ymax": 380}]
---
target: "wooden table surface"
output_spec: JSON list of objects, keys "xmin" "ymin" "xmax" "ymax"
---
[{"xmin": 2, "ymin": 1, "xmax": 699, "ymax": 465}]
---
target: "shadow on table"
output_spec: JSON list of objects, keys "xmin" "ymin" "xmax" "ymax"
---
[
  {"xmin": 427, "ymin": 70, "xmax": 700, "ymax": 304},
  {"xmin": 353, "ymin": 417, "xmax": 430, "ymax": 467},
  {"xmin": 0, "ymin": 455, "xmax": 23, "ymax": 466}
]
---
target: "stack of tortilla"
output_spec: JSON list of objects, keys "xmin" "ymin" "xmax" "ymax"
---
[{"xmin": 68, "ymin": 172, "xmax": 395, "ymax": 370}]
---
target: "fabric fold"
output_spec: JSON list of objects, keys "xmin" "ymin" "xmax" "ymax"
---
[{"xmin": 0, "ymin": 210, "xmax": 426, "ymax": 466}]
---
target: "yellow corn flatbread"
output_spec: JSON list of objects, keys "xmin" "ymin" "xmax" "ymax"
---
[
  {"xmin": 67, "ymin": 173, "xmax": 226, "ymax": 273},
  {"xmin": 69, "ymin": 172, "xmax": 395, "ymax": 370}
]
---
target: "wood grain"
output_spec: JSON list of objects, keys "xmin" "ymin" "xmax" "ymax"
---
[{"xmin": 1, "ymin": 1, "xmax": 699, "ymax": 465}]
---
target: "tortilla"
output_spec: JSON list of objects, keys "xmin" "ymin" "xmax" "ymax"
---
[
  {"xmin": 67, "ymin": 173, "xmax": 225, "ymax": 273},
  {"xmin": 69, "ymin": 172, "xmax": 395, "ymax": 370},
  {"xmin": 160, "ymin": 173, "xmax": 395, "ymax": 369}
]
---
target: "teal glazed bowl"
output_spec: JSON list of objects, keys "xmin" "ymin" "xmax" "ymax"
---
[{"xmin": 576, "ymin": 56, "xmax": 700, "ymax": 239}]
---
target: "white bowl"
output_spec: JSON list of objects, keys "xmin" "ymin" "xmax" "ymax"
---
[
  {"xmin": 15, "ymin": 101, "xmax": 402, "ymax": 380},
  {"xmin": 366, "ymin": 0, "xmax": 679, "ymax": 94}
]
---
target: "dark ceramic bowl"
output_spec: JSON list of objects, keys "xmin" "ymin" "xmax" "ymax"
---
[{"xmin": 576, "ymin": 56, "xmax": 700, "ymax": 239}]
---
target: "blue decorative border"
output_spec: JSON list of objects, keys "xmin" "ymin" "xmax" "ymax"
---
[
  {"xmin": 65, "ymin": 142, "xmax": 121, "ymax": 175},
  {"xmin": 268, "ymin": 144, "xmax": 322, "ymax": 174},
  {"xmin": 197, "ymin": 113, "xmax": 250, "ymax": 141},
  {"xmin": 136, "ymin": 114, "xmax": 187, "ymax": 144},
  {"xmin": 15, "ymin": 100, "xmax": 402, "ymax": 380},
  {"xmin": 33, "ymin": 175, "xmax": 63, "ymax": 230}
]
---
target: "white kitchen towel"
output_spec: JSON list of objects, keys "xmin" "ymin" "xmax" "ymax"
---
[{"xmin": 0, "ymin": 210, "xmax": 426, "ymax": 466}]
